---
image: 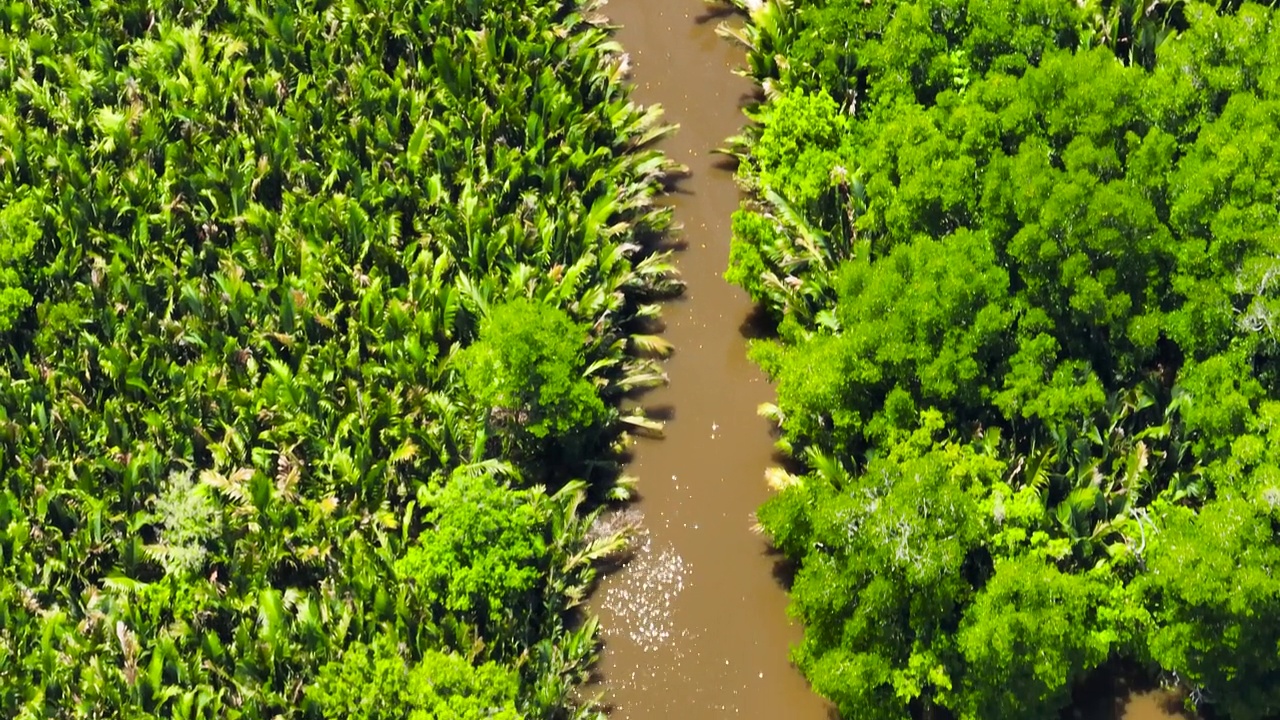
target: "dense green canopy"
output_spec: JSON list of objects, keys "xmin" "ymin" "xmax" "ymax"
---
[
  {"xmin": 724, "ymin": 1, "xmax": 1280, "ymax": 717},
  {"xmin": 0, "ymin": 0, "xmax": 674, "ymax": 717}
]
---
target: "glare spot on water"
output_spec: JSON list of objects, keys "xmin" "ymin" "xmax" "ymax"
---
[{"xmin": 600, "ymin": 530, "xmax": 689, "ymax": 654}]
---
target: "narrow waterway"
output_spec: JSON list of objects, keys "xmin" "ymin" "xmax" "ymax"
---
[
  {"xmin": 589, "ymin": 3, "xmax": 1204, "ymax": 720},
  {"xmin": 588, "ymin": 1, "xmax": 832, "ymax": 717}
]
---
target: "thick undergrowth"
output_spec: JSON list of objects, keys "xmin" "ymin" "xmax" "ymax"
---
[
  {"xmin": 720, "ymin": 1, "xmax": 1280, "ymax": 718},
  {"xmin": 0, "ymin": 0, "xmax": 680, "ymax": 717}
]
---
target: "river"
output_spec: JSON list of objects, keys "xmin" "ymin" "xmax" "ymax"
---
[
  {"xmin": 589, "ymin": 2, "xmax": 1199, "ymax": 719},
  {"xmin": 586, "ymin": 0, "xmax": 832, "ymax": 717}
]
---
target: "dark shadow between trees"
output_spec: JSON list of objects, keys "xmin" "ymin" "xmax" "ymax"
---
[{"xmin": 1064, "ymin": 659, "xmax": 1201, "ymax": 720}]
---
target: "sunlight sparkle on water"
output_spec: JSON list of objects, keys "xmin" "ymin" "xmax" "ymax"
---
[{"xmin": 600, "ymin": 531, "xmax": 689, "ymax": 654}]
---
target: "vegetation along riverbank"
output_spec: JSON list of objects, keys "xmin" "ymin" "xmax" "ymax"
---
[
  {"xmin": 0, "ymin": 0, "xmax": 683, "ymax": 716},
  {"xmin": 719, "ymin": 0, "xmax": 1280, "ymax": 718}
]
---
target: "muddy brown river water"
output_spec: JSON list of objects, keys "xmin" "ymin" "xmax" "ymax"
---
[
  {"xmin": 590, "ymin": 2, "xmax": 1199, "ymax": 719},
  {"xmin": 588, "ymin": 0, "xmax": 831, "ymax": 718}
]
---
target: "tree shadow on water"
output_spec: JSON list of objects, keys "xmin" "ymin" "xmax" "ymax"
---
[
  {"xmin": 765, "ymin": 545, "xmax": 799, "ymax": 591},
  {"xmin": 740, "ymin": 304, "xmax": 777, "ymax": 339},
  {"xmin": 642, "ymin": 403, "xmax": 677, "ymax": 421},
  {"xmin": 660, "ymin": 168, "xmax": 695, "ymax": 196},
  {"xmin": 695, "ymin": 3, "xmax": 738, "ymax": 25},
  {"xmin": 630, "ymin": 221, "xmax": 687, "ymax": 253},
  {"xmin": 711, "ymin": 153, "xmax": 740, "ymax": 173}
]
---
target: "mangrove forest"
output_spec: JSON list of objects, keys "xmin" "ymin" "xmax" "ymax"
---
[{"xmin": 724, "ymin": 0, "xmax": 1280, "ymax": 718}]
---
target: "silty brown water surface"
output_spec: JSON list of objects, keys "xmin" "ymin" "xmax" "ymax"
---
[
  {"xmin": 589, "ymin": 2, "xmax": 1198, "ymax": 720},
  {"xmin": 587, "ymin": 0, "xmax": 831, "ymax": 717}
]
